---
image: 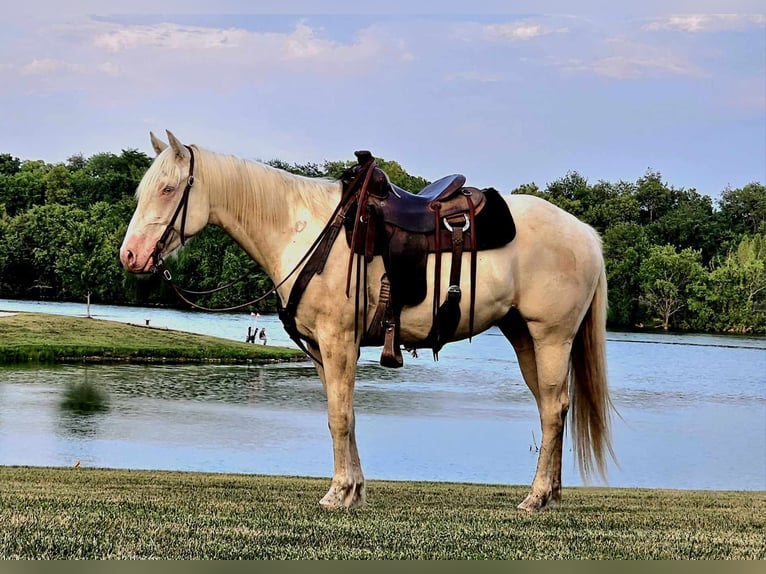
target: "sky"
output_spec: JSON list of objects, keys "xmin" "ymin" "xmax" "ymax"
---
[{"xmin": 1, "ymin": 0, "xmax": 764, "ymax": 199}]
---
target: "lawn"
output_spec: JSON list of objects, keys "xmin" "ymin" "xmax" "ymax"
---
[{"xmin": 1, "ymin": 467, "xmax": 763, "ymax": 559}]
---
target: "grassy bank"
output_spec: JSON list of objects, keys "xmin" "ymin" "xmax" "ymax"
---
[
  {"xmin": 0, "ymin": 467, "xmax": 763, "ymax": 559},
  {"xmin": 0, "ymin": 312, "xmax": 305, "ymax": 364}
]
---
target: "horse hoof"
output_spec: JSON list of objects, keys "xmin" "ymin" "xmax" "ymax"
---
[
  {"xmin": 516, "ymin": 491, "xmax": 554, "ymax": 512},
  {"xmin": 319, "ymin": 483, "xmax": 366, "ymax": 509}
]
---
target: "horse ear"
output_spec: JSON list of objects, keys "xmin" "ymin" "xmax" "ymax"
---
[
  {"xmin": 166, "ymin": 130, "xmax": 190, "ymax": 161},
  {"xmin": 149, "ymin": 131, "xmax": 168, "ymax": 156}
]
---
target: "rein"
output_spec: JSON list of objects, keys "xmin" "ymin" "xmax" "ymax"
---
[
  {"xmin": 149, "ymin": 145, "xmax": 280, "ymax": 312},
  {"xmin": 150, "ymin": 146, "xmax": 376, "ymax": 321}
]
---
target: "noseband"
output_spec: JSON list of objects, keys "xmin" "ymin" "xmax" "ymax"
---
[{"xmin": 150, "ymin": 145, "xmax": 196, "ymax": 278}]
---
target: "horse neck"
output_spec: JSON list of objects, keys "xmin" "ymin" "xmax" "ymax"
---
[{"xmin": 200, "ymin": 150, "xmax": 341, "ymax": 284}]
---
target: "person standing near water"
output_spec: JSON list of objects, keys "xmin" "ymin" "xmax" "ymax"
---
[{"xmin": 247, "ymin": 312, "xmax": 261, "ymax": 343}]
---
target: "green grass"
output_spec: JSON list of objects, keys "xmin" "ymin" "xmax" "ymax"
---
[
  {"xmin": 0, "ymin": 312, "xmax": 305, "ymax": 364},
  {"xmin": 0, "ymin": 467, "xmax": 763, "ymax": 559}
]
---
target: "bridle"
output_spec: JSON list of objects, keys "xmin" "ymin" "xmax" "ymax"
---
[{"xmin": 150, "ymin": 145, "xmax": 196, "ymax": 279}]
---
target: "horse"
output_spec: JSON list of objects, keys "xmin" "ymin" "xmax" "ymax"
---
[{"xmin": 119, "ymin": 130, "xmax": 614, "ymax": 511}]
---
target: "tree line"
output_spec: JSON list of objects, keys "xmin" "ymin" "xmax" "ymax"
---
[{"xmin": 0, "ymin": 149, "xmax": 763, "ymax": 334}]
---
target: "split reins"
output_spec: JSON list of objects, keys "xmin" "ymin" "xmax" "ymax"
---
[
  {"xmin": 149, "ymin": 145, "xmax": 377, "ymax": 316},
  {"xmin": 148, "ymin": 145, "xmax": 275, "ymax": 312}
]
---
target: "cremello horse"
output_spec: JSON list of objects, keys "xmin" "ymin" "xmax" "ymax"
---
[{"xmin": 120, "ymin": 131, "xmax": 614, "ymax": 511}]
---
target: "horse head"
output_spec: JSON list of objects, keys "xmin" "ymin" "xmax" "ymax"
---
[{"xmin": 120, "ymin": 131, "xmax": 210, "ymax": 274}]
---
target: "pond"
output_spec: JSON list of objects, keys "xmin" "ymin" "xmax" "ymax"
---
[{"xmin": 1, "ymin": 298, "xmax": 764, "ymax": 491}]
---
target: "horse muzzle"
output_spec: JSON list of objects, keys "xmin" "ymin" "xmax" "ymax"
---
[{"xmin": 120, "ymin": 234, "xmax": 159, "ymax": 274}]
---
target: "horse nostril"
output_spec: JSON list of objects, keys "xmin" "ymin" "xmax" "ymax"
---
[{"xmin": 121, "ymin": 248, "xmax": 136, "ymax": 268}]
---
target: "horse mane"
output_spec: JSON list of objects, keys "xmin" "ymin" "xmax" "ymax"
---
[
  {"xmin": 137, "ymin": 145, "xmax": 340, "ymax": 230},
  {"xmin": 196, "ymin": 147, "xmax": 339, "ymax": 229}
]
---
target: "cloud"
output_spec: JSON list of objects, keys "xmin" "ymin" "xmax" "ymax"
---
[
  {"xmin": 2, "ymin": 19, "xmax": 408, "ymax": 100},
  {"xmin": 21, "ymin": 58, "xmax": 83, "ymax": 75},
  {"xmin": 92, "ymin": 23, "xmax": 250, "ymax": 52},
  {"xmin": 88, "ymin": 21, "xmax": 398, "ymax": 71},
  {"xmin": 644, "ymin": 13, "xmax": 766, "ymax": 32},
  {"xmin": 482, "ymin": 20, "xmax": 563, "ymax": 41},
  {"xmin": 557, "ymin": 38, "xmax": 705, "ymax": 79},
  {"xmin": 562, "ymin": 54, "xmax": 703, "ymax": 79}
]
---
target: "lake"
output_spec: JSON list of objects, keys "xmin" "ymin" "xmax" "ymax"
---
[{"xmin": 1, "ymin": 298, "xmax": 764, "ymax": 491}]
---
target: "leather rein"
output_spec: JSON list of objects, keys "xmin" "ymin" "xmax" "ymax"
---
[
  {"xmin": 148, "ymin": 146, "xmax": 275, "ymax": 312},
  {"xmin": 149, "ymin": 145, "xmax": 376, "ymax": 320}
]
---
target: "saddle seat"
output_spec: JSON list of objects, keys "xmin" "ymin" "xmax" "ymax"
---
[{"xmin": 372, "ymin": 173, "xmax": 485, "ymax": 234}]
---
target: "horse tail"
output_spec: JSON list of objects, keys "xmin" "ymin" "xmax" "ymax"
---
[{"xmin": 570, "ymin": 262, "xmax": 615, "ymax": 482}]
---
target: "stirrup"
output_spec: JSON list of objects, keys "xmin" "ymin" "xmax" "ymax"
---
[{"xmin": 380, "ymin": 320, "xmax": 403, "ymax": 368}]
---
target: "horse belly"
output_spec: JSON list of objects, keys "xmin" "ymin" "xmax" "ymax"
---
[{"xmin": 397, "ymin": 249, "xmax": 516, "ymax": 345}]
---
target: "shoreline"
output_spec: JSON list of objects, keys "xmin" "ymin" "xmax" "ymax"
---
[{"xmin": 0, "ymin": 311, "xmax": 306, "ymax": 365}]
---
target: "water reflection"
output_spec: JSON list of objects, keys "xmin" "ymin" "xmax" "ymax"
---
[{"xmin": 57, "ymin": 410, "xmax": 105, "ymax": 439}]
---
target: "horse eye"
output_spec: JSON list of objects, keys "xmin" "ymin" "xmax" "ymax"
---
[{"xmin": 162, "ymin": 186, "xmax": 175, "ymax": 194}]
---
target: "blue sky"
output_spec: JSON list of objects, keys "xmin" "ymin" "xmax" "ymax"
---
[{"xmin": 1, "ymin": 1, "xmax": 764, "ymax": 199}]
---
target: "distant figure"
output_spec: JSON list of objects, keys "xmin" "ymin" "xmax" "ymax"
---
[
  {"xmin": 259, "ymin": 327, "xmax": 267, "ymax": 345},
  {"xmin": 248, "ymin": 311, "xmax": 261, "ymax": 343}
]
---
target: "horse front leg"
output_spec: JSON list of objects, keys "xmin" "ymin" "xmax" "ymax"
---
[
  {"xmin": 518, "ymin": 340, "xmax": 572, "ymax": 512},
  {"xmin": 308, "ymin": 340, "xmax": 366, "ymax": 509}
]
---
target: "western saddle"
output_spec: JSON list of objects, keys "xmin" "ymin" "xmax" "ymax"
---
[
  {"xmin": 277, "ymin": 150, "xmax": 516, "ymax": 368},
  {"xmin": 342, "ymin": 151, "xmax": 515, "ymax": 367}
]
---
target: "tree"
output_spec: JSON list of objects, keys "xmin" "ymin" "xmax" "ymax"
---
[
  {"xmin": 586, "ymin": 180, "xmax": 640, "ymax": 233},
  {"xmin": 638, "ymin": 245, "xmax": 707, "ymax": 330},
  {"xmin": 0, "ymin": 153, "xmax": 21, "ymax": 176},
  {"xmin": 635, "ymin": 169, "xmax": 673, "ymax": 224},
  {"xmin": 266, "ymin": 159, "xmax": 324, "ymax": 178},
  {"xmin": 541, "ymin": 171, "xmax": 590, "ymax": 218},
  {"xmin": 55, "ymin": 203, "xmax": 127, "ymax": 316},
  {"xmin": 647, "ymin": 188, "xmax": 719, "ymax": 263},
  {"xmin": 45, "ymin": 164, "xmax": 74, "ymax": 204},
  {"xmin": 718, "ymin": 183, "xmax": 766, "ymax": 236},
  {"xmin": 702, "ymin": 234, "xmax": 766, "ymax": 333},
  {"xmin": 603, "ymin": 222, "xmax": 650, "ymax": 327}
]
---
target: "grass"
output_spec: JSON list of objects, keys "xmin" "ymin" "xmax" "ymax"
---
[
  {"xmin": 0, "ymin": 467, "xmax": 763, "ymax": 559},
  {"xmin": 0, "ymin": 312, "xmax": 305, "ymax": 365}
]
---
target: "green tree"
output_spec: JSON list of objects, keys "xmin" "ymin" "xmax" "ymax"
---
[
  {"xmin": 0, "ymin": 161, "xmax": 49, "ymax": 215},
  {"xmin": 541, "ymin": 171, "xmax": 590, "ymax": 218},
  {"xmin": 603, "ymin": 222, "xmax": 651, "ymax": 327},
  {"xmin": 45, "ymin": 164, "xmax": 74, "ymax": 204},
  {"xmin": 55, "ymin": 201, "xmax": 134, "ymax": 314},
  {"xmin": 0, "ymin": 153, "xmax": 21, "ymax": 175},
  {"xmin": 647, "ymin": 188, "xmax": 719, "ymax": 263},
  {"xmin": 702, "ymin": 234, "xmax": 766, "ymax": 334},
  {"xmin": 586, "ymin": 180, "xmax": 640, "ymax": 232},
  {"xmin": 717, "ymin": 183, "xmax": 766, "ymax": 236},
  {"xmin": 638, "ymin": 245, "xmax": 707, "ymax": 330}
]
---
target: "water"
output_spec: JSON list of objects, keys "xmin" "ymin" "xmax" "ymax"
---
[{"xmin": 1, "ymin": 298, "xmax": 764, "ymax": 491}]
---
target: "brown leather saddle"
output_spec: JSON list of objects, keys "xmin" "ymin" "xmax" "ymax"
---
[{"xmin": 341, "ymin": 151, "xmax": 516, "ymax": 367}]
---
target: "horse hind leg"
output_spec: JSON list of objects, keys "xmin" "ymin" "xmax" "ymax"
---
[{"xmin": 499, "ymin": 310, "xmax": 570, "ymax": 511}]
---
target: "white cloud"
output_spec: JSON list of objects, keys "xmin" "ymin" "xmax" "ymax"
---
[
  {"xmin": 2, "ymin": 19, "xmax": 408, "ymax": 101},
  {"xmin": 21, "ymin": 58, "xmax": 82, "ymax": 75},
  {"xmin": 483, "ymin": 21, "xmax": 555, "ymax": 41},
  {"xmin": 557, "ymin": 38, "xmax": 705, "ymax": 79},
  {"xmin": 644, "ymin": 13, "xmax": 766, "ymax": 32},
  {"xmin": 93, "ymin": 23, "xmax": 250, "ymax": 52},
  {"xmin": 562, "ymin": 54, "xmax": 703, "ymax": 79}
]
